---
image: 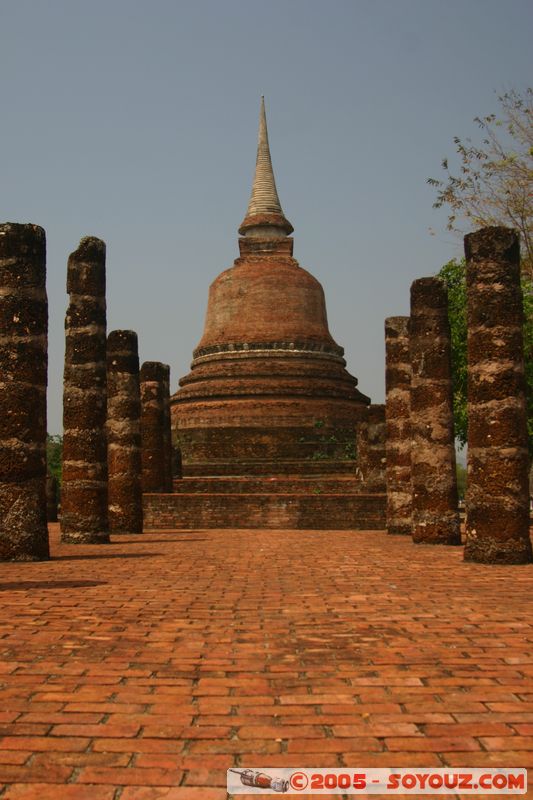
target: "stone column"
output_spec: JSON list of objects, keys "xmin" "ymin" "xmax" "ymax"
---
[
  {"xmin": 141, "ymin": 361, "xmax": 171, "ymax": 492},
  {"xmin": 161, "ymin": 365, "xmax": 173, "ymax": 491},
  {"xmin": 410, "ymin": 277, "xmax": 461, "ymax": 545},
  {"xmin": 0, "ymin": 223, "xmax": 49, "ymax": 561},
  {"xmin": 107, "ymin": 330, "xmax": 143, "ymax": 533},
  {"xmin": 385, "ymin": 317, "xmax": 412, "ymax": 535},
  {"xmin": 357, "ymin": 404, "xmax": 386, "ymax": 492},
  {"xmin": 464, "ymin": 226, "xmax": 533, "ymax": 564},
  {"xmin": 61, "ymin": 237, "xmax": 109, "ymax": 544}
]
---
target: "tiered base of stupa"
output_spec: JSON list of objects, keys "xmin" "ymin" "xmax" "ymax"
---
[
  {"xmin": 143, "ymin": 411, "xmax": 387, "ymax": 530},
  {"xmin": 148, "ymin": 351, "xmax": 387, "ymax": 529}
]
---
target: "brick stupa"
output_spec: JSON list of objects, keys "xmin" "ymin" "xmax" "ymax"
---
[
  {"xmin": 144, "ymin": 100, "xmax": 385, "ymax": 529},
  {"xmin": 172, "ymin": 98, "xmax": 369, "ymax": 472}
]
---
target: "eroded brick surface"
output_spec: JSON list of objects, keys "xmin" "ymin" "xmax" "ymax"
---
[
  {"xmin": 385, "ymin": 317, "xmax": 411, "ymax": 535},
  {"xmin": 161, "ymin": 368, "xmax": 174, "ymax": 488},
  {"xmin": 0, "ymin": 222, "xmax": 49, "ymax": 561},
  {"xmin": 107, "ymin": 330, "xmax": 143, "ymax": 534},
  {"xmin": 409, "ymin": 278, "xmax": 460, "ymax": 545},
  {"xmin": 143, "ymin": 491, "xmax": 386, "ymax": 530},
  {"xmin": 60, "ymin": 237, "xmax": 109, "ymax": 544},
  {"xmin": 464, "ymin": 227, "xmax": 533, "ymax": 564},
  {"xmin": 140, "ymin": 362, "xmax": 172, "ymax": 493},
  {"xmin": 0, "ymin": 523, "xmax": 531, "ymax": 797}
]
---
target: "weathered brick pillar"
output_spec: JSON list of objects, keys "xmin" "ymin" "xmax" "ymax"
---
[
  {"xmin": 0, "ymin": 223, "xmax": 49, "ymax": 561},
  {"xmin": 161, "ymin": 365, "xmax": 173, "ymax": 491},
  {"xmin": 357, "ymin": 404, "xmax": 386, "ymax": 492},
  {"xmin": 464, "ymin": 227, "xmax": 533, "ymax": 564},
  {"xmin": 107, "ymin": 330, "xmax": 143, "ymax": 533},
  {"xmin": 385, "ymin": 317, "xmax": 412, "ymax": 534},
  {"xmin": 141, "ymin": 361, "xmax": 171, "ymax": 492},
  {"xmin": 61, "ymin": 237, "xmax": 109, "ymax": 544},
  {"xmin": 410, "ymin": 277, "xmax": 461, "ymax": 545}
]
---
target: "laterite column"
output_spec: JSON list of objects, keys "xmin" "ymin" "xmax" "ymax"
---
[
  {"xmin": 107, "ymin": 330, "xmax": 143, "ymax": 533},
  {"xmin": 357, "ymin": 404, "xmax": 386, "ymax": 492},
  {"xmin": 61, "ymin": 237, "xmax": 109, "ymax": 544},
  {"xmin": 385, "ymin": 317, "xmax": 412, "ymax": 534},
  {"xmin": 141, "ymin": 361, "xmax": 171, "ymax": 492},
  {"xmin": 464, "ymin": 226, "xmax": 533, "ymax": 564},
  {"xmin": 0, "ymin": 223, "xmax": 49, "ymax": 560},
  {"xmin": 161, "ymin": 364, "xmax": 173, "ymax": 491},
  {"xmin": 410, "ymin": 277, "xmax": 461, "ymax": 545}
]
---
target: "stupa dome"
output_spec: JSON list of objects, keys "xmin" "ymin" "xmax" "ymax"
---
[{"xmin": 171, "ymin": 99, "xmax": 369, "ymax": 474}]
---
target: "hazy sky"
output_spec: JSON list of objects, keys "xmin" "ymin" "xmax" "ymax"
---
[{"xmin": 2, "ymin": 0, "xmax": 532, "ymax": 434}]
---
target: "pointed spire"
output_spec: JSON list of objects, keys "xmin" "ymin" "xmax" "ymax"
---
[
  {"xmin": 239, "ymin": 97, "xmax": 293, "ymax": 238},
  {"xmin": 246, "ymin": 97, "xmax": 283, "ymax": 216}
]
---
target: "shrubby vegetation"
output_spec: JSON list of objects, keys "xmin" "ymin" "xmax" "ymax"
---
[
  {"xmin": 438, "ymin": 258, "xmax": 533, "ymax": 459},
  {"xmin": 46, "ymin": 434, "xmax": 62, "ymax": 484},
  {"xmin": 430, "ymin": 87, "xmax": 533, "ymax": 479}
]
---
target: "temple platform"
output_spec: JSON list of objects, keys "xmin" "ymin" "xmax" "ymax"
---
[{"xmin": 143, "ymin": 475, "xmax": 386, "ymax": 530}]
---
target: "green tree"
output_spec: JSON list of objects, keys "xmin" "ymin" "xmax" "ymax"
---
[
  {"xmin": 456, "ymin": 463, "xmax": 467, "ymax": 500},
  {"xmin": 46, "ymin": 434, "xmax": 63, "ymax": 485},
  {"xmin": 438, "ymin": 259, "xmax": 533, "ymax": 456},
  {"xmin": 428, "ymin": 88, "xmax": 533, "ymax": 279},
  {"xmin": 439, "ymin": 259, "xmax": 468, "ymax": 447}
]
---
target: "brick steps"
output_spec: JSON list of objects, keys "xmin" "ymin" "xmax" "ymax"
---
[
  {"xmin": 183, "ymin": 459, "xmax": 358, "ymax": 476},
  {"xmin": 173, "ymin": 476, "xmax": 363, "ymax": 494},
  {"xmin": 143, "ymin": 491, "xmax": 386, "ymax": 530}
]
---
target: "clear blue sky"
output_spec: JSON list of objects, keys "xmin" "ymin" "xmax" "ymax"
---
[{"xmin": 2, "ymin": 0, "xmax": 532, "ymax": 434}]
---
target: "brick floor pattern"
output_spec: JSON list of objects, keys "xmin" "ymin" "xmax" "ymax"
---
[{"xmin": 0, "ymin": 523, "xmax": 532, "ymax": 799}]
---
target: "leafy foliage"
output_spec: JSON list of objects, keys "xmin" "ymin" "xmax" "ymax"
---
[
  {"xmin": 456, "ymin": 463, "xmax": 467, "ymax": 500},
  {"xmin": 46, "ymin": 434, "xmax": 63, "ymax": 484},
  {"xmin": 438, "ymin": 259, "xmax": 533, "ymax": 456},
  {"xmin": 438, "ymin": 259, "xmax": 468, "ymax": 447},
  {"xmin": 428, "ymin": 88, "xmax": 533, "ymax": 278}
]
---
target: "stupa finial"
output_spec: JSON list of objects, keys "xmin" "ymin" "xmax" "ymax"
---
[{"xmin": 239, "ymin": 97, "xmax": 294, "ymax": 238}]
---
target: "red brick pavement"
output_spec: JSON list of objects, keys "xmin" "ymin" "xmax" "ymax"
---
[{"xmin": 0, "ymin": 523, "xmax": 531, "ymax": 799}]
